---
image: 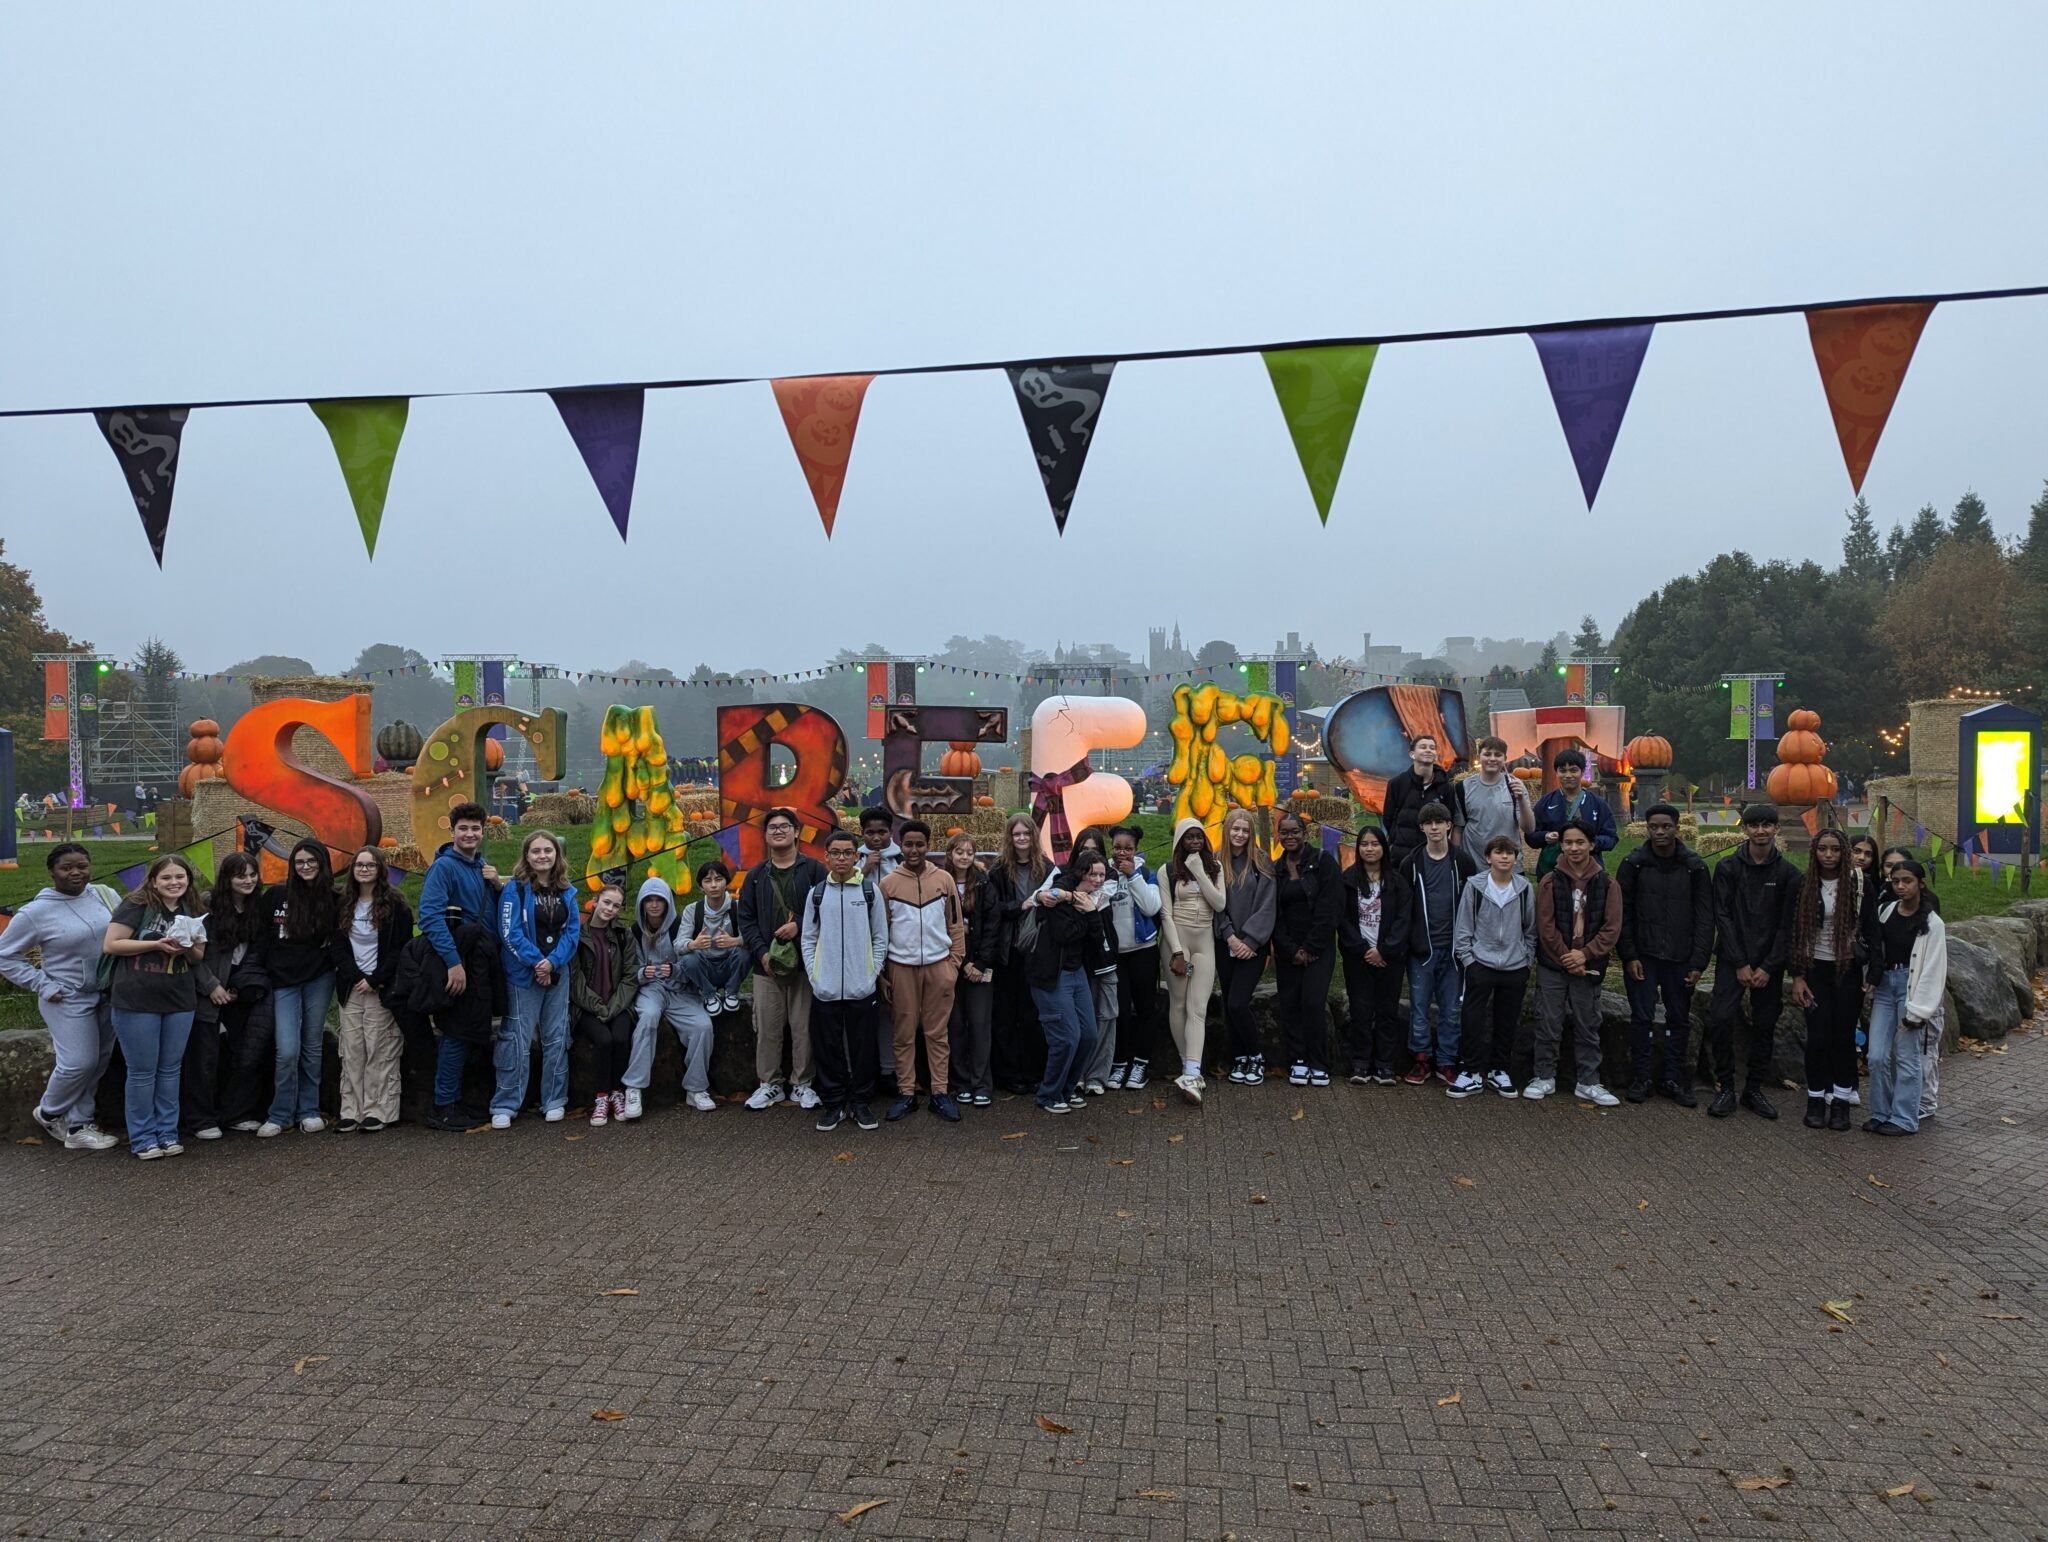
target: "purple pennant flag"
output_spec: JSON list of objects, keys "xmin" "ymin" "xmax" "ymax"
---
[
  {"xmin": 550, "ymin": 388, "xmax": 645, "ymax": 540},
  {"xmin": 1529, "ymin": 325, "xmax": 1653, "ymax": 508},
  {"xmin": 95, "ymin": 407, "xmax": 191, "ymax": 566},
  {"xmin": 713, "ymin": 825, "xmax": 743, "ymax": 867}
]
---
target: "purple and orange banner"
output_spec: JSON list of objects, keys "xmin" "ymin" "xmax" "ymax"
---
[{"xmin": 42, "ymin": 661, "xmax": 68, "ymax": 741}]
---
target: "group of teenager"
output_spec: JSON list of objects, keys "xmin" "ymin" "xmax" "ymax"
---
[{"xmin": 2, "ymin": 733, "xmax": 1952, "ymax": 1155}]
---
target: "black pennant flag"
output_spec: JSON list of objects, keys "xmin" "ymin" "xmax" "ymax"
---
[
  {"xmin": 95, "ymin": 407, "xmax": 191, "ymax": 566},
  {"xmin": 1006, "ymin": 362, "xmax": 1114, "ymax": 534}
]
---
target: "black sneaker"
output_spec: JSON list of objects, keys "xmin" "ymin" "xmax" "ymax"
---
[
  {"xmin": 1662, "ymin": 1080, "xmax": 1697, "ymax": 1109},
  {"xmin": 1827, "ymin": 1100, "xmax": 1851, "ymax": 1132},
  {"xmin": 886, "ymin": 1094, "xmax": 918, "ymax": 1121},
  {"xmin": 1740, "ymin": 1086, "xmax": 1778, "ymax": 1121},
  {"xmin": 815, "ymin": 1106, "xmax": 846, "ymax": 1133},
  {"xmin": 1803, "ymin": 1097, "xmax": 1827, "ymax": 1129},
  {"xmin": 1624, "ymin": 1079, "xmax": 1651, "ymax": 1104},
  {"xmin": 426, "ymin": 1104, "xmax": 471, "ymax": 1131},
  {"xmin": 851, "ymin": 1104, "xmax": 880, "ymax": 1131},
  {"xmin": 1348, "ymin": 1069, "xmax": 1371, "ymax": 1086},
  {"xmin": 1707, "ymin": 1086, "xmax": 1738, "ymax": 1118},
  {"xmin": 335, "ymin": 1118, "xmax": 361, "ymax": 1134},
  {"xmin": 360, "ymin": 1117, "xmax": 385, "ymax": 1134}
]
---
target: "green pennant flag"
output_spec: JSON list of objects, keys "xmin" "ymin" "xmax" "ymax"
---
[
  {"xmin": 178, "ymin": 837, "xmax": 217, "ymax": 871},
  {"xmin": 310, "ymin": 398, "xmax": 409, "ymax": 556},
  {"xmin": 1262, "ymin": 344, "xmax": 1378, "ymax": 524}
]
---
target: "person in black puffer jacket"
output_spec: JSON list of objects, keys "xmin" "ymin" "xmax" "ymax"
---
[{"xmin": 1615, "ymin": 803, "xmax": 1713, "ymax": 1105}]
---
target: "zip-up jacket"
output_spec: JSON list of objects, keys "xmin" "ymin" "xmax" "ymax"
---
[
  {"xmin": 332, "ymin": 892, "xmax": 416, "ymax": 1001},
  {"xmin": 1615, "ymin": 841, "xmax": 1713, "ymax": 971},
  {"xmin": 963, "ymin": 882, "xmax": 1005, "ymax": 971},
  {"xmin": 803, "ymin": 870, "xmax": 888, "ymax": 1000},
  {"xmin": 1105, "ymin": 860, "xmax": 1161, "ymax": 952},
  {"xmin": 879, "ymin": 863, "xmax": 965, "ymax": 966},
  {"xmin": 1336, "ymin": 865, "xmax": 1411, "ymax": 966},
  {"xmin": 1382, "ymin": 765, "xmax": 1459, "ymax": 867},
  {"xmin": 1711, "ymin": 845, "xmax": 1802, "ymax": 971},
  {"xmin": 1453, "ymin": 872, "xmax": 1537, "ymax": 972},
  {"xmin": 0, "ymin": 885, "xmax": 115, "ymax": 1001},
  {"xmin": 1526, "ymin": 788, "xmax": 1619, "ymax": 863},
  {"xmin": 570, "ymin": 918, "xmax": 641, "ymax": 1020},
  {"xmin": 1214, "ymin": 859, "xmax": 1276, "ymax": 952},
  {"xmin": 734, "ymin": 854, "xmax": 826, "ymax": 965},
  {"xmin": 1271, "ymin": 848, "xmax": 1341, "ymax": 960},
  {"xmin": 419, "ymin": 841, "xmax": 497, "ymax": 967},
  {"xmin": 498, "ymin": 879, "xmax": 581, "ymax": 989},
  {"xmin": 1403, "ymin": 844, "xmax": 1480, "ymax": 961},
  {"xmin": 1536, "ymin": 856, "xmax": 1622, "ymax": 975}
]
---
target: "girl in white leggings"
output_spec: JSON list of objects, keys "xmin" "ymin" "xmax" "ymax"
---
[{"xmin": 1157, "ymin": 817, "xmax": 1225, "ymax": 1106}]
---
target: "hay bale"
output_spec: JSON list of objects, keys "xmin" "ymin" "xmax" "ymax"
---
[{"xmin": 526, "ymin": 791, "xmax": 596, "ymax": 827}]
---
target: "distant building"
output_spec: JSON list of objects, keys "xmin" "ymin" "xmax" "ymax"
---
[
  {"xmin": 1148, "ymin": 624, "xmax": 1194, "ymax": 673},
  {"xmin": 1360, "ymin": 631, "xmax": 1420, "ymax": 678}
]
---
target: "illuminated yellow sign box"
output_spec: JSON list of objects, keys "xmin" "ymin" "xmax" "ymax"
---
[{"xmin": 1974, "ymin": 730, "xmax": 2032, "ymax": 825}]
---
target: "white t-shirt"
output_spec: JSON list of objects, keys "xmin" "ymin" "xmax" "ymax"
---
[
  {"xmin": 349, "ymin": 899, "xmax": 378, "ymax": 974},
  {"xmin": 1814, "ymin": 878, "xmax": 1838, "ymax": 963},
  {"xmin": 1355, "ymin": 883, "xmax": 1381, "ymax": 948}
]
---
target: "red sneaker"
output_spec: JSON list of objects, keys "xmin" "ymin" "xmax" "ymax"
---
[
  {"xmin": 1401, "ymin": 1054, "xmax": 1431, "ymax": 1086},
  {"xmin": 1433, "ymin": 1063, "xmax": 1454, "ymax": 1085}
]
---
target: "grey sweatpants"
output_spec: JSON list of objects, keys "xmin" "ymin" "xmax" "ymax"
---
[
  {"xmin": 1533, "ymin": 968, "xmax": 1606, "ymax": 1085},
  {"xmin": 39, "ymin": 992, "xmax": 115, "ymax": 1127},
  {"xmin": 629, "ymin": 990, "xmax": 713, "ymax": 1094},
  {"xmin": 1081, "ymin": 972, "xmax": 1120, "ymax": 1083}
]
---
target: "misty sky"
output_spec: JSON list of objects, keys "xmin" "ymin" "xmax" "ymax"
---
[{"xmin": 4, "ymin": 5, "xmax": 2046, "ymax": 677}]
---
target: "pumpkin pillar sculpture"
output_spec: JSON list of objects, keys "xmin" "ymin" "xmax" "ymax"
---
[
  {"xmin": 1623, "ymin": 733, "xmax": 1673, "ymax": 818},
  {"xmin": 177, "ymin": 719, "xmax": 227, "ymax": 798},
  {"xmin": 1767, "ymin": 709, "xmax": 1838, "ymax": 845}
]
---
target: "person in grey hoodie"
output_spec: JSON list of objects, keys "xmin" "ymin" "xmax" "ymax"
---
[
  {"xmin": 0, "ymin": 844, "xmax": 120, "ymax": 1149},
  {"xmin": 627, "ymin": 874, "xmax": 716, "ymax": 1116},
  {"xmin": 801, "ymin": 829, "xmax": 889, "ymax": 1131},
  {"xmin": 1447, "ymin": 835, "xmax": 1538, "ymax": 1100}
]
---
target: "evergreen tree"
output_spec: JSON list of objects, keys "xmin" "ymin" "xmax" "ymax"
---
[
  {"xmin": 2014, "ymin": 481, "xmax": 2048, "ymax": 679},
  {"xmin": 1883, "ymin": 522, "xmax": 1910, "ymax": 581},
  {"xmin": 1899, "ymin": 503, "xmax": 1947, "ymax": 577},
  {"xmin": 1572, "ymin": 614, "xmax": 1604, "ymax": 655},
  {"xmin": 1949, "ymin": 489, "xmax": 1996, "ymax": 545},
  {"xmin": 1840, "ymin": 495, "xmax": 1886, "ymax": 584}
]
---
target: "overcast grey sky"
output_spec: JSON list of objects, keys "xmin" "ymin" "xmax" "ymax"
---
[{"xmin": 4, "ymin": 4, "xmax": 2045, "ymax": 675}]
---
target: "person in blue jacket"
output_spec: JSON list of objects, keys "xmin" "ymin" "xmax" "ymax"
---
[
  {"xmin": 419, "ymin": 801, "xmax": 499, "ymax": 1129},
  {"xmin": 492, "ymin": 829, "xmax": 580, "ymax": 1127},
  {"xmin": 1526, "ymin": 747, "xmax": 1619, "ymax": 875}
]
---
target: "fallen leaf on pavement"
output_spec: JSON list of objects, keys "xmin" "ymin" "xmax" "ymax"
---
[
  {"xmin": 14, "ymin": 1136, "xmax": 43, "ymax": 1146},
  {"xmin": 1289, "ymin": 1107, "xmax": 1305, "ymax": 1121},
  {"xmin": 1126, "ymin": 1108, "xmax": 1144, "ymax": 1116},
  {"xmin": 1151, "ymin": 1097, "xmax": 1166, "ymax": 1110},
  {"xmin": 1733, "ymin": 1475, "xmax": 1790, "ymax": 1491},
  {"xmin": 463, "ymin": 1124, "xmax": 492, "ymax": 1134},
  {"xmin": 1985, "ymin": 1312, "xmax": 2021, "ymax": 1321},
  {"xmin": 1453, "ymin": 1176, "xmax": 1476, "ymax": 1188},
  {"xmin": 1084, "ymin": 1134, "xmax": 1102, "ymax": 1145},
  {"xmin": 1884, "ymin": 1482, "xmax": 1916, "ymax": 1497},
  {"xmin": 1114, "ymin": 1209, "xmax": 1135, "ymax": 1218},
  {"xmin": 836, "ymin": 1499, "xmax": 890, "ymax": 1525},
  {"xmin": 564, "ymin": 1133, "xmax": 585, "ymax": 1142},
  {"xmin": 1637, "ymin": 1199, "xmax": 1649, "ymax": 1210},
  {"xmin": 1135, "ymin": 1488, "xmax": 1179, "ymax": 1501},
  {"xmin": 2000, "ymin": 1116, "xmax": 2018, "ymax": 1126},
  {"xmin": 292, "ymin": 1355, "xmax": 331, "ymax": 1376},
  {"xmin": 1866, "ymin": 1174, "xmax": 1889, "ymax": 1189},
  {"xmin": 1108, "ymin": 1158, "xmax": 1135, "ymax": 1166},
  {"xmin": 833, "ymin": 1151, "xmax": 858, "ymax": 1162},
  {"xmin": 1820, "ymin": 1300, "xmax": 1855, "ymax": 1324},
  {"xmin": 1001, "ymin": 1131, "xmax": 1027, "ymax": 1140},
  {"xmin": 1936, "ymin": 1352, "xmax": 1950, "ymax": 1368},
  {"xmin": 591, "ymin": 1408, "xmax": 627, "ymax": 1422},
  {"xmin": 598, "ymin": 1288, "xmax": 639, "ymax": 1297},
  {"xmin": 1436, "ymin": 1391, "xmax": 1461, "ymax": 1407},
  {"xmin": 1248, "ymin": 1193, "xmax": 1269, "ymax": 1205},
  {"xmin": 1166, "ymin": 1134, "xmax": 1185, "ymax": 1144},
  {"xmin": 1035, "ymin": 1414, "xmax": 1073, "ymax": 1435}
]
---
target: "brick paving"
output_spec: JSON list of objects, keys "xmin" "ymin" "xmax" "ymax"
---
[{"xmin": 3, "ymin": 1035, "xmax": 2046, "ymax": 1541}]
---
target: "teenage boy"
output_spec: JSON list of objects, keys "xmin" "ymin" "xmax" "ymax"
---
[
  {"xmin": 1527, "ymin": 748, "xmax": 1619, "ymax": 875},
  {"xmin": 1402, "ymin": 802, "xmax": 1479, "ymax": 1085},
  {"xmin": 735, "ymin": 808, "xmax": 826, "ymax": 1112},
  {"xmin": 1383, "ymin": 734, "xmax": 1459, "ymax": 869},
  {"xmin": 420, "ymin": 801, "xmax": 501, "ymax": 1130},
  {"xmin": 802, "ymin": 830, "xmax": 889, "ymax": 1133},
  {"xmin": 1616, "ymin": 802, "xmax": 1712, "ymax": 1105},
  {"xmin": 857, "ymin": 807, "xmax": 900, "ymax": 879},
  {"xmin": 1708, "ymin": 804, "xmax": 1800, "ymax": 1120},
  {"xmin": 628, "ymin": 875, "xmax": 717, "ymax": 1114},
  {"xmin": 1528, "ymin": 821, "xmax": 1623, "ymax": 1105},
  {"xmin": 1455, "ymin": 736, "xmax": 1534, "ymax": 859},
  {"xmin": 676, "ymin": 860, "xmax": 749, "ymax": 1016},
  {"xmin": 1448, "ymin": 835, "xmax": 1537, "ymax": 1099},
  {"xmin": 1105, "ymin": 825, "xmax": 1163, "ymax": 1089},
  {"xmin": 878, "ymin": 820, "xmax": 966, "ymax": 1122}
]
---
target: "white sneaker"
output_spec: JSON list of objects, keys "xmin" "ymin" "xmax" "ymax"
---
[
  {"xmin": 1845, "ymin": 1088, "xmax": 1861, "ymax": 1106},
  {"xmin": 31, "ymin": 1106, "xmax": 68, "ymax": 1143},
  {"xmin": 705, "ymin": 994, "xmax": 723, "ymax": 1016},
  {"xmin": 135, "ymin": 1146, "xmax": 164, "ymax": 1161},
  {"xmin": 723, "ymin": 990, "xmax": 742, "ymax": 1012},
  {"xmin": 687, "ymin": 1091, "xmax": 717, "ymax": 1112},
  {"xmin": 160, "ymin": 1141, "xmax": 185, "ymax": 1157},
  {"xmin": 64, "ymin": 1122, "xmax": 119, "ymax": 1152},
  {"xmin": 1521, "ymin": 1078, "xmax": 1555, "ymax": 1101},
  {"xmin": 1173, "ymin": 1072, "xmax": 1204, "ymax": 1106},
  {"xmin": 544, "ymin": 1106, "xmax": 565, "ymax": 1123},
  {"xmin": 490, "ymin": 1113, "xmax": 512, "ymax": 1129},
  {"xmin": 623, "ymin": 1088, "xmax": 644, "ymax": 1120},
  {"xmin": 229, "ymin": 1119, "xmax": 262, "ymax": 1133},
  {"xmin": 1485, "ymin": 1071, "xmax": 1518, "ymax": 1099},
  {"xmin": 1446, "ymin": 1071, "xmax": 1484, "ymax": 1100},
  {"xmin": 793, "ymin": 1085, "xmax": 822, "ymax": 1110},
  {"xmin": 1575, "ymin": 1083, "xmax": 1620, "ymax": 1107},
  {"xmin": 298, "ymin": 1116, "xmax": 326, "ymax": 1135},
  {"xmin": 193, "ymin": 1125, "xmax": 223, "ymax": 1141},
  {"xmin": 744, "ymin": 1082, "xmax": 785, "ymax": 1111},
  {"xmin": 256, "ymin": 1121, "xmax": 286, "ymax": 1138}
]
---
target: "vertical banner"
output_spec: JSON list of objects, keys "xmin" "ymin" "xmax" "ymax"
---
[
  {"xmin": 771, "ymin": 375, "xmax": 873, "ymax": 537},
  {"xmin": 0, "ymin": 726, "xmax": 15, "ymax": 866},
  {"xmin": 1273, "ymin": 659, "xmax": 1299, "ymax": 800},
  {"xmin": 1752, "ymin": 679, "xmax": 1775, "ymax": 738},
  {"xmin": 1529, "ymin": 325, "xmax": 1654, "ymax": 507},
  {"xmin": 481, "ymin": 661, "xmax": 507, "ymax": 745},
  {"xmin": 309, "ymin": 398, "xmax": 409, "ymax": 556},
  {"xmin": 1728, "ymin": 679, "xmax": 1751, "ymax": 740},
  {"xmin": 1243, "ymin": 661, "xmax": 1270, "ymax": 696},
  {"xmin": 1565, "ymin": 663, "xmax": 1587, "ymax": 705},
  {"xmin": 891, "ymin": 662, "xmax": 918, "ymax": 706},
  {"xmin": 865, "ymin": 662, "xmax": 889, "ymax": 741},
  {"xmin": 1805, "ymin": 302, "xmax": 1935, "ymax": 492},
  {"xmin": 1006, "ymin": 361, "xmax": 1115, "ymax": 534},
  {"xmin": 1262, "ymin": 344, "xmax": 1378, "ymax": 524},
  {"xmin": 550, "ymin": 387, "xmax": 645, "ymax": 541},
  {"xmin": 453, "ymin": 661, "xmax": 478, "ymax": 712},
  {"xmin": 95, "ymin": 407, "xmax": 191, "ymax": 567},
  {"xmin": 43, "ymin": 661, "xmax": 70, "ymax": 741}
]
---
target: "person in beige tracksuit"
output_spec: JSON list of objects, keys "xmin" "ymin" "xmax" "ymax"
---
[
  {"xmin": 1157, "ymin": 816, "xmax": 1226, "ymax": 1106},
  {"xmin": 878, "ymin": 820, "xmax": 966, "ymax": 1122}
]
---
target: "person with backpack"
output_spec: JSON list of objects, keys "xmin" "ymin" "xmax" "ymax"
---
[
  {"xmin": 735, "ymin": 808, "xmax": 826, "ymax": 1113},
  {"xmin": 0, "ymin": 843, "xmax": 121, "ymax": 1151},
  {"xmin": 419, "ymin": 802, "xmax": 501, "ymax": 1131},
  {"xmin": 1527, "ymin": 820, "xmax": 1623, "ymax": 1106},
  {"xmin": 674, "ymin": 860, "xmax": 750, "ymax": 1016},
  {"xmin": 1447, "ymin": 834, "xmax": 1537, "ymax": 1099},
  {"xmin": 492, "ymin": 830, "xmax": 581, "ymax": 1128},
  {"xmin": 1402, "ymin": 802, "xmax": 1479, "ymax": 1085},
  {"xmin": 801, "ymin": 828, "xmax": 890, "ymax": 1132},
  {"xmin": 1615, "ymin": 803, "xmax": 1712, "ymax": 1106},
  {"xmin": 571, "ymin": 883, "xmax": 641, "ymax": 1126},
  {"xmin": 1526, "ymin": 747, "xmax": 1619, "ymax": 876},
  {"xmin": 628, "ymin": 875, "xmax": 716, "ymax": 1115}
]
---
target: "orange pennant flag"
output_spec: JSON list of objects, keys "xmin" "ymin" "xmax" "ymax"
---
[
  {"xmin": 1805, "ymin": 303, "xmax": 1933, "ymax": 492},
  {"xmin": 1801, "ymin": 806, "xmax": 1820, "ymax": 838},
  {"xmin": 771, "ymin": 375, "xmax": 873, "ymax": 537}
]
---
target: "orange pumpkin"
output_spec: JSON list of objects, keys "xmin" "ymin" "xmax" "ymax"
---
[
  {"xmin": 948, "ymin": 740, "xmax": 977, "ymax": 752},
  {"xmin": 1775, "ymin": 729, "xmax": 1825, "ymax": 765},
  {"xmin": 177, "ymin": 761, "xmax": 225, "ymax": 797},
  {"xmin": 1624, "ymin": 734, "xmax": 1673, "ymax": 770},
  {"xmin": 974, "ymin": 794, "xmax": 995, "ymax": 807},
  {"xmin": 1511, "ymin": 765, "xmax": 1544, "ymax": 783},
  {"xmin": 482, "ymin": 739, "xmax": 505, "ymax": 773},
  {"xmin": 189, "ymin": 718, "xmax": 220, "ymax": 738},
  {"xmin": 939, "ymin": 747, "xmax": 981, "ymax": 778},
  {"xmin": 1767, "ymin": 760, "xmax": 1837, "ymax": 804},
  {"xmin": 947, "ymin": 826, "xmax": 965, "ymax": 837},
  {"xmin": 189, "ymin": 735, "xmax": 224, "ymax": 765},
  {"xmin": 1291, "ymin": 786, "xmax": 1317, "ymax": 801},
  {"xmin": 1785, "ymin": 708, "xmax": 1821, "ymax": 732}
]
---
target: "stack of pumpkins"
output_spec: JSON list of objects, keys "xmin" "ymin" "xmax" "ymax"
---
[
  {"xmin": 177, "ymin": 720, "xmax": 225, "ymax": 797},
  {"xmin": 1767, "ymin": 709, "xmax": 1837, "ymax": 805}
]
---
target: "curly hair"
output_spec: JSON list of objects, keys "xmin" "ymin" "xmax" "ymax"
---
[{"xmin": 1790, "ymin": 833, "xmax": 1862, "ymax": 972}]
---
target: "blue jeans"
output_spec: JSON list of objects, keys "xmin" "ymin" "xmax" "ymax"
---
[
  {"xmin": 111, "ymin": 1008, "xmax": 195, "ymax": 1152},
  {"xmin": 1867, "ymin": 966, "xmax": 1924, "ymax": 1133},
  {"xmin": 269, "ymin": 974, "xmax": 335, "ymax": 1126},
  {"xmin": 496, "ymin": 976, "xmax": 572, "ymax": 1116},
  {"xmin": 1408, "ymin": 948, "xmax": 1462, "ymax": 1066},
  {"xmin": 677, "ymin": 947, "xmax": 749, "ymax": 998},
  {"xmin": 1030, "ymin": 968, "xmax": 1097, "ymax": 1107},
  {"xmin": 434, "ymin": 1036, "xmax": 474, "ymax": 1109}
]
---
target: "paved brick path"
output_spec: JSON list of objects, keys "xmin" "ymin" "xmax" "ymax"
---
[{"xmin": 4, "ymin": 1034, "xmax": 2045, "ymax": 1540}]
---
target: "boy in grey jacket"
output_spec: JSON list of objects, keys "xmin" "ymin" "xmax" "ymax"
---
[
  {"xmin": 801, "ymin": 830, "xmax": 889, "ymax": 1132},
  {"xmin": 1448, "ymin": 836, "xmax": 1537, "ymax": 1099}
]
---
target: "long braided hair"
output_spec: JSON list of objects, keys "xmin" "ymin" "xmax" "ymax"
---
[{"xmin": 1791, "ymin": 829, "xmax": 1861, "ymax": 971}]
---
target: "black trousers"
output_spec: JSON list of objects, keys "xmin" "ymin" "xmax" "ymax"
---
[
  {"xmin": 1709, "ymin": 965, "xmax": 1782, "ymax": 1091},
  {"xmin": 1626, "ymin": 958, "xmax": 1694, "ymax": 1085},
  {"xmin": 1460, "ymin": 962, "xmax": 1529, "ymax": 1074},
  {"xmin": 577, "ymin": 1008, "xmax": 635, "ymax": 1096},
  {"xmin": 1114, "ymin": 947, "xmax": 1161, "ymax": 1065},
  {"xmin": 188, "ymin": 993, "xmax": 275, "ymax": 1131},
  {"xmin": 810, "ymin": 994, "xmax": 880, "ymax": 1109},
  {"xmin": 1273, "ymin": 947, "xmax": 1337, "ymax": 1068},
  {"xmin": 1341, "ymin": 952, "xmax": 1405, "ymax": 1075},
  {"xmin": 989, "ymin": 960, "xmax": 1046, "ymax": 1094},
  {"xmin": 1800, "ymin": 960, "xmax": 1861, "ymax": 1095},
  {"xmin": 1217, "ymin": 946, "xmax": 1268, "ymax": 1059}
]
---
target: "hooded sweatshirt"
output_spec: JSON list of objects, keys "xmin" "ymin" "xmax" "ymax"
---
[
  {"xmin": 0, "ymin": 884, "xmax": 116, "ymax": 1001},
  {"xmin": 802, "ymin": 868, "xmax": 889, "ymax": 1000},
  {"xmin": 1711, "ymin": 843, "xmax": 1801, "ymax": 971},
  {"xmin": 419, "ymin": 840, "xmax": 496, "ymax": 967},
  {"xmin": 1157, "ymin": 816, "xmax": 1227, "ymax": 960},
  {"xmin": 632, "ymin": 875, "xmax": 687, "ymax": 993},
  {"xmin": 1536, "ymin": 850, "xmax": 1622, "ymax": 975},
  {"xmin": 879, "ymin": 861, "xmax": 965, "ymax": 966},
  {"xmin": 1452, "ymin": 869, "xmax": 1537, "ymax": 972}
]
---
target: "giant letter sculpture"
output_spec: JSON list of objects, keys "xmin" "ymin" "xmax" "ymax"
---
[
  {"xmin": 881, "ymin": 704, "xmax": 1009, "ymax": 828},
  {"xmin": 1323, "ymin": 685, "xmax": 1467, "ymax": 812},
  {"xmin": 717, "ymin": 703, "xmax": 850, "ymax": 868},
  {"xmin": 410, "ymin": 707, "xmax": 566, "ymax": 863},
  {"xmin": 1029, "ymin": 695, "xmax": 1145, "ymax": 862},
  {"xmin": 588, "ymin": 705, "xmax": 693, "ymax": 896},
  {"xmin": 1164, "ymin": 682, "xmax": 1291, "ymax": 851},
  {"xmin": 221, "ymin": 694, "xmax": 381, "ymax": 877}
]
